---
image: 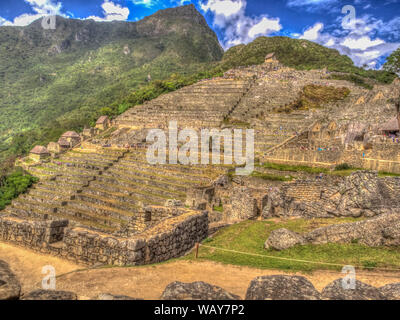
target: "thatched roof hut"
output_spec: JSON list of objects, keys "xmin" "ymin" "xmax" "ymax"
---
[{"xmin": 30, "ymin": 145, "xmax": 50, "ymax": 155}]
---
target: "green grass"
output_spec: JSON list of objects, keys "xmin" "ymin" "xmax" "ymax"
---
[
  {"xmin": 250, "ymin": 171, "xmax": 293, "ymax": 182},
  {"xmin": 184, "ymin": 219, "xmax": 400, "ymax": 272},
  {"xmin": 258, "ymin": 162, "xmax": 329, "ymax": 174}
]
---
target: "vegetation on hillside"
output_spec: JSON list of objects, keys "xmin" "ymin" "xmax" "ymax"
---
[
  {"xmin": 0, "ymin": 170, "xmax": 37, "ymax": 210},
  {"xmin": 384, "ymin": 47, "xmax": 400, "ymax": 75},
  {"xmin": 276, "ymin": 84, "xmax": 350, "ymax": 113},
  {"xmin": 0, "ymin": 5, "xmax": 223, "ymax": 164}
]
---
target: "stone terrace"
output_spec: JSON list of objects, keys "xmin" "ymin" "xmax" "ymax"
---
[
  {"xmin": 6, "ymin": 146, "xmax": 224, "ymax": 233},
  {"xmin": 115, "ymin": 78, "xmax": 254, "ymax": 130}
]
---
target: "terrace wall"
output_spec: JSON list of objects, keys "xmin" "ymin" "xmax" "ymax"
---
[{"xmin": 0, "ymin": 208, "xmax": 208, "ymax": 266}]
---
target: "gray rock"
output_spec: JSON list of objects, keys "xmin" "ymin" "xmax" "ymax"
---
[
  {"xmin": 305, "ymin": 213, "xmax": 400, "ymax": 247},
  {"xmin": 0, "ymin": 260, "xmax": 21, "ymax": 300},
  {"xmin": 245, "ymin": 275, "xmax": 321, "ymax": 300},
  {"xmin": 95, "ymin": 293, "xmax": 142, "ymax": 300},
  {"xmin": 379, "ymin": 283, "xmax": 400, "ymax": 300},
  {"xmin": 161, "ymin": 281, "xmax": 241, "ymax": 300},
  {"xmin": 321, "ymin": 279, "xmax": 386, "ymax": 300},
  {"xmin": 265, "ymin": 228, "xmax": 305, "ymax": 250},
  {"xmin": 21, "ymin": 290, "xmax": 78, "ymax": 300}
]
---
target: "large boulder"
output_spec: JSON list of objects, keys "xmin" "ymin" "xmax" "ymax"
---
[
  {"xmin": 21, "ymin": 290, "xmax": 78, "ymax": 300},
  {"xmin": 379, "ymin": 283, "xmax": 400, "ymax": 300},
  {"xmin": 161, "ymin": 281, "xmax": 240, "ymax": 300},
  {"xmin": 245, "ymin": 275, "xmax": 321, "ymax": 300},
  {"xmin": 95, "ymin": 293, "xmax": 142, "ymax": 300},
  {"xmin": 264, "ymin": 228, "xmax": 305, "ymax": 251},
  {"xmin": 321, "ymin": 279, "xmax": 386, "ymax": 300},
  {"xmin": 0, "ymin": 260, "xmax": 21, "ymax": 300}
]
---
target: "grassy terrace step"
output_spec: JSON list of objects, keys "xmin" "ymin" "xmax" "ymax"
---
[
  {"xmin": 70, "ymin": 148, "xmax": 126, "ymax": 157},
  {"xmin": 96, "ymin": 175, "xmax": 187, "ymax": 195},
  {"xmin": 38, "ymin": 180, "xmax": 83, "ymax": 190},
  {"xmin": 120, "ymin": 159, "xmax": 226, "ymax": 177},
  {"xmin": 55, "ymin": 156, "xmax": 113, "ymax": 168},
  {"xmin": 106, "ymin": 166, "xmax": 211, "ymax": 186},
  {"xmin": 11, "ymin": 198, "xmax": 57, "ymax": 215},
  {"xmin": 27, "ymin": 188, "xmax": 73, "ymax": 201},
  {"xmin": 66, "ymin": 150, "xmax": 123, "ymax": 161},
  {"xmin": 67, "ymin": 199, "xmax": 135, "ymax": 222},
  {"xmin": 76, "ymin": 192, "xmax": 139, "ymax": 217},
  {"xmin": 89, "ymin": 179, "xmax": 185, "ymax": 201},
  {"xmin": 116, "ymin": 161, "xmax": 221, "ymax": 180},
  {"xmin": 52, "ymin": 175, "xmax": 92, "ymax": 185},
  {"xmin": 57, "ymin": 205, "xmax": 124, "ymax": 230}
]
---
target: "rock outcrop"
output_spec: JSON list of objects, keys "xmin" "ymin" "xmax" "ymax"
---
[
  {"xmin": 379, "ymin": 283, "xmax": 400, "ymax": 300},
  {"xmin": 0, "ymin": 260, "xmax": 21, "ymax": 300},
  {"xmin": 321, "ymin": 279, "xmax": 386, "ymax": 300},
  {"xmin": 95, "ymin": 293, "xmax": 142, "ymax": 300},
  {"xmin": 263, "ymin": 172, "xmax": 400, "ymax": 219},
  {"xmin": 160, "ymin": 281, "xmax": 241, "ymax": 300},
  {"xmin": 245, "ymin": 275, "xmax": 321, "ymax": 300},
  {"xmin": 264, "ymin": 228, "xmax": 305, "ymax": 251},
  {"xmin": 265, "ymin": 213, "xmax": 400, "ymax": 249},
  {"xmin": 21, "ymin": 290, "xmax": 78, "ymax": 300}
]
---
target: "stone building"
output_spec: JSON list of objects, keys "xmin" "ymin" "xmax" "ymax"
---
[
  {"xmin": 265, "ymin": 53, "xmax": 277, "ymax": 63},
  {"xmin": 380, "ymin": 117, "xmax": 399, "ymax": 135},
  {"xmin": 47, "ymin": 142, "xmax": 61, "ymax": 154},
  {"xmin": 60, "ymin": 131, "xmax": 81, "ymax": 147},
  {"xmin": 96, "ymin": 116, "xmax": 111, "ymax": 131},
  {"xmin": 57, "ymin": 137, "xmax": 71, "ymax": 150},
  {"xmin": 82, "ymin": 127, "xmax": 96, "ymax": 139},
  {"xmin": 29, "ymin": 146, "xmax": 50, "ymax": 161}
]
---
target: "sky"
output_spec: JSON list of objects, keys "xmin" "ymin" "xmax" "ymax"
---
[{"xmin": 0, "ymin": 0, "xmax": 399, "ymax": 69}]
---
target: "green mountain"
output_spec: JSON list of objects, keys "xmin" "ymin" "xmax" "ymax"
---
[
  {"xmin": 0, "ymin": 4, "xmax": 223, "ymax": 154},
  {"xmin": 220, "ymin": 36, "xmax": 396, "ymax": 84}
]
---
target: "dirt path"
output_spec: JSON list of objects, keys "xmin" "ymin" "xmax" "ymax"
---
[{"xmin": 1, "ymin": 242, "xmax": 400, "ymax": 299}]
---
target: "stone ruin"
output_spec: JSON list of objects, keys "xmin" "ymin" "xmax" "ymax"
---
[
  {"xmin": 3, "ymin": 59, "xmax": 400, "ymax": 267},
  {"xmin": 262, "ymin": 171, "xmax": 400, "ymax": 219}
]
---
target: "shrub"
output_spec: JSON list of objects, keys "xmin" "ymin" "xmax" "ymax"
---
[
  {"xmin": 0, "ymin": 170, "xmax": 38, "ymax": 210},
  {"xmin": 335, "ymin": 163, "xmax": 352, "ymax": 171}
]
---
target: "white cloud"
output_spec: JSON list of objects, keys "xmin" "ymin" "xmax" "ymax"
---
[
  {"xmin": 201, "ymin": 0, "xmax": 282, "ymax": 49},
  {"xmin": 248, "ymin": 17, "xmax": 281, "ymax": 39},
  {"xmin": 3, "ymin": 0, "xmax": 63, "ymax": 26},
  {"xmin": 300, "ymin": 22, "xmax": 324, "ymax": 41},
  {"xmin": 298, "ymin": 15, "xmax": 400, "ymax": 69},
  {"xmin": 341, "ymin": 36, "xmax": 385, "ymax": 51},
  {"xmin": 86, "ymin": 1, "xmax": 130, "ymax": 22}
]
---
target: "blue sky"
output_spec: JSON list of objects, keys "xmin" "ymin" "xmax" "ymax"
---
[{"xmin": 0, "ymin": 0, "xmax": 399, "ymax": 69}]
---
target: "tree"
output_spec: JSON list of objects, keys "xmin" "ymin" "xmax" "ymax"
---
[{"xmin": 384, "ymin": 48, "xmax": 400, "ymax": 75}]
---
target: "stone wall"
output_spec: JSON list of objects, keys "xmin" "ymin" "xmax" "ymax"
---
[
  {"xmin": 0, "ymin": 208, "xmax": 208, "ymax": 266},
  {"xmin": 0, "ymin": 216, "xmax": 68, "ymax": 247}
]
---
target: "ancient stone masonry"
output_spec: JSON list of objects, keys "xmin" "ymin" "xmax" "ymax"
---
[
  {"xmin": 262, "ymin": 171, "xmax": 400, "ymax": 219},
  {"xmin": 0, "ymin": 208, "xmax": 208, "ymax": 266}
]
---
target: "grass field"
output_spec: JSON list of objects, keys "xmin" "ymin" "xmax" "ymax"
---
[{"xmin": 184, "ymin": 219, "xmax": 400, "ymax": 273}]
